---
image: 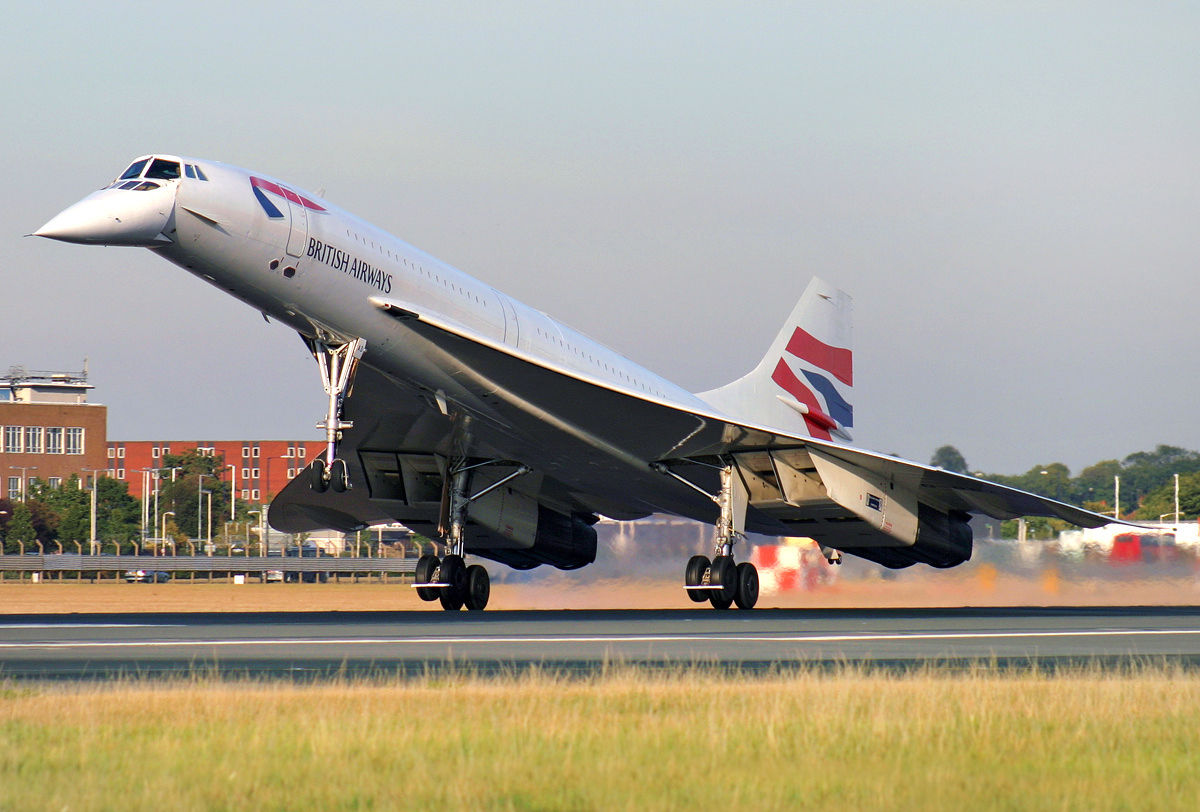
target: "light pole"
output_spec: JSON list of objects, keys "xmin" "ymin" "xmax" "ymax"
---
[
  {"xmin": 80, "ymin": 467, "xmax": 106, "ymax": 555},
  {"xmin": 9, "ymin": 466, "xmax": 37, "ymax": 500},
  {"xmin": 200, "ymin": 490, "xmax": 213, "ymax": 553},
  {"xmin": 161, "ymin": 511, "xmax": 175, "ymax": 556},
  {"xmin": 227, "ymin": 463, "xmax": 237, "ymax": 521},
  {"xmin": 197, "ymin": 474, "xmax": 209, "ymax": 541}
]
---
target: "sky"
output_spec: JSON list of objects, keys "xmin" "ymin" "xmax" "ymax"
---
[{"xmin": 2, "ymin": 1, "xmax": 1197, "ymax": 476}]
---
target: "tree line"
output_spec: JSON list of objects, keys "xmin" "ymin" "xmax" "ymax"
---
[
  {"xmin": 930, "ymin": 443, "xmax": 1200, "ymax": 531},
  {"xmin": 0, "ymin": 449, "xmax": 256, "ymax": 554}
]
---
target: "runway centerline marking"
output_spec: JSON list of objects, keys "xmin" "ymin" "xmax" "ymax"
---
[{"xmin": 3, "ymin": 628, "xmax": 1200, "ymax": 650}]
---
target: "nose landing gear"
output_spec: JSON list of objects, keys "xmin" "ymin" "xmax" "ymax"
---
[{"xmin": 304, "ymin": 335, "xmax": 366, "ymax": 493}]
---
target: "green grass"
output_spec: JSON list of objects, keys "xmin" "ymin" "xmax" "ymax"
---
[{"xmin": 2, "ymin": 665, "xmax": 1199, "ymax": 811}]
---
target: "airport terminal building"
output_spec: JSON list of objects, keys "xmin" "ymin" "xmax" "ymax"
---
[
  {"xmin": 2, "ymin": 364, "xmax": 320, "ymax": 504},
  {"xmin": 0, "ymin": 366, "xmax": 107, "ymax": 500}
]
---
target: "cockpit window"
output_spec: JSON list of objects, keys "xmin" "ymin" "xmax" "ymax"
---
[
  {"xmin": 144, "ymin": 159, "xmax": 181, "ymax": 180},
  {"xmin": 184, "ymin": 164, "xmax": 196, "ymax": 179},
  {"xmin": 120, "ymin": 180, "xmax": 140, "ymax": 190},
  {"xmin": 132, "ymin": 181, "xmax": 160, "ymax": 191},
  {"xmin": 194, "ymin": 165, "xmax": 208, "ymax": 181},
  {"xmin": 119, "ymin": 159, "xmax": 149, "ymax": 180}
]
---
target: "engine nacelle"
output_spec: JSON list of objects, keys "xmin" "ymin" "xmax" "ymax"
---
[
  {"xmin": 470, "ymin": 506, "xmax": 598, "ymax": 571},
  {"xmin": 912, "ymin": 504, "xmax": 973, "ymax": 568}
]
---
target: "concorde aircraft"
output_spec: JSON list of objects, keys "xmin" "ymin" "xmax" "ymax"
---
[{"xmin": 35, "ymin": 154, "xmax": 1118, "ymax": 611}]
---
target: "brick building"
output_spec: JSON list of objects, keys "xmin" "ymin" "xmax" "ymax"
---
[
  {"xmin": 1, "ymin": 366, "xmax": 108, "ymax": 499},
  {"xmin": 107, "ymin": 440, "xmax": 325, "ymax": 503}
]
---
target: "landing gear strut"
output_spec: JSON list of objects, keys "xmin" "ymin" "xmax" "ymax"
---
[
  {"xmin": 411, "ymin": 458, "xmax": 529, "ymax": 611},
  {"xmin": 304, "ymin": 336, "xmax": 365, "ymax": 494},
  {"xmin": 657, "ymin": 458, "xmax": 759, "ymax": 610}
]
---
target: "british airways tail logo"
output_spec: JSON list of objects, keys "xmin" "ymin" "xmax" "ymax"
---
[
  {"xmin": 771, "ymin": 326, "xmax": 853, "ymax": 440},
  {"xmin": 250, "ymin": 177, "xmax": 327, "ymax": 219}
]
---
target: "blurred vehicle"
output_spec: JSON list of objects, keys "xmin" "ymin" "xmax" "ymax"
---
[
  {"xmin": 1110, "ymin": 532, "xmax": 1179, "ymax": 565},
  {"xmin": 124, "ymin": 569, "xmax": 171, "ymax": 583}
]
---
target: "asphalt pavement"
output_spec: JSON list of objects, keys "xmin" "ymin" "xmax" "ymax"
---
[{"xmin": 2, "ymin": 606, "xmax": 1199, "ymax": 679}]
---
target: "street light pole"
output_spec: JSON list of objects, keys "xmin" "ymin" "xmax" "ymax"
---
[
  {"xmin": 197, "ymin": 474, "xmax": 209, "ymax": 541},
  {"xmin": 161, "ymin": 511, "xmax": 175, "ymax": 556},
  {"xmin": 227, "ymin": 463, "xmax": 237, "ymax": 522},
  {"xmin": 9, "ymin": 466, "xmax": 37, "ymax": 501}
]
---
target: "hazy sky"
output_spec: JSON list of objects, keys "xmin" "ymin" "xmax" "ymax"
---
[{"xmin": 3, "ymin": 2, "xmax": 1197, "ymax": 475}]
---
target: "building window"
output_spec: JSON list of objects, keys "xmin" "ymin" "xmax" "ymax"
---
[
  {"xmin": 241, "ymin": 467, "xmax": 250, "ymax": 479},
  {"xmin": 46, "ymin": 427, "xmax": 63, "ymax": 454},
  {"xmin": 252, "ymin": 468, "xmax": 260, "ymax": 479},
  {"xmin": 242, "ymin": 447, "xmax": 250, "ymax": 458},
  {"xmin": 108, "ymin": 447, "xmax": 116, "ymax": 458},
  {"xmin": 118, "ymin": 447, "xmax": 125, "ymax": 458},
  {"xmin": 24, "ymin": 427, "xmax": 43, "ymax": 454},
  {"xmin": 297, "ymin": 447, "xmax": 306, "ymax": 458},
  {"xmin": 287, "ymin": 468, "xmax": 295, "ymax": 478},
  {"xmin": 162, "ymin": 445, "xmax": 170, "ymax": 455},
  {"xmin": 284, "ymin": 448, "xmax": 293, "ymax": 458},
  {"xmin": 152, "ymin": 447, "xmax": 160, "ymax": 459},
  {"xmin": 117, "ymin": 468, "xmax": 125, "ymax": 478},
  {"xmin": 252, "ymin": 447, "xmax": 260, "ymax": 458},
  {"xmin": 251, "ymin": 489, "xmax": 260, "ymax": 500},
  {"xmin": 198, "ymin": 446, "xmax": 215, "ymax": 455},
  {"xmin": 66, "ymin": 427, "xmax": 84, "ymax": 455},
  {"xmin": 48, "ymin": 477, "xmax": 62, "ymax": 489},
  {"xmin": 7, "ymin": 477, "xmax": 20, "ymax": 500},
  {"xmin": 241, "ymin": 489, "xmax": 250, "ymax": 499},
  {"xmin": 4, "ymin": 426, "xmax": 21, "ymax": 453}
]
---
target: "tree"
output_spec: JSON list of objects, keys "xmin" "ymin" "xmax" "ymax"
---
[
  {"xmin": 5, "ymin": 503, "xmax": 36, "ymax": 552},
  {"xmin": 1136, "ymin": 472, "xmax": 1200, "ymax": 522},
  {"xmin": 930, "ymin": 445, "xmax": 969, "ymax": 474}
]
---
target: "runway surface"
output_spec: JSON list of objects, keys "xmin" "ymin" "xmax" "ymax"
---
[{"xmin": 3, "ymin": 606, "xmax": 1200, "ymax": 679}]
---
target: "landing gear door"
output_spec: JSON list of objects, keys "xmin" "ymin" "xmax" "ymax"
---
[{"xmin": 285, "ymin": 195, "xmax": 309, "ymax": 258}]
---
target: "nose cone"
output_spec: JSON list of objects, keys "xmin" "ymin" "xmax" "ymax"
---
[{"xmin": 35, "ymin": 186, "xmax": 175, "ymax": 246}]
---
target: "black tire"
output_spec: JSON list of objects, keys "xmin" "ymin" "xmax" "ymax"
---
[
  {"xmin": 464, "ymin": 564, "xmax": 490, "ymax": 611},
  {"xmin": 709, "ymin": 555, "xmax": 737, "ymax": 608},
  {"xmin": 309, "ymin": 461, "xmax": 329, "ymax": 493},
  {"xmin": 438, "ymin": 555, "xmax": 466, "ymax": 611},
  {"xmin": 684, "ymin": 555, "xmax": 711, "ymax": 603},
  {"xmin": 415, "ymin": 554, "xmax": 440, "ymax": 602},
  {"xmin": 734, "ymin": 561, "xmax": 759, "ymax": 610},
  {"xmin": 329, "ymin": 458, "xmax": 350, "ymax": 493}
]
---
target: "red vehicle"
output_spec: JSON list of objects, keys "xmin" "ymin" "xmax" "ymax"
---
[{"xmin": 1110, "ymin": 533, "xmax": 1178, "ymax": 564}]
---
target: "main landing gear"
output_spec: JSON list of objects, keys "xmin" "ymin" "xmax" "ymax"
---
[
  {"xmin": 656, "ymin": 458, "xmax": 759, "ymax": 610},
  {"xmin": 412, "ymin": 458, "xmax": 530, "ymax": 612},
  {"xmin": 304, "ymin": 336, "xmax": 366, "ymax": 494}
]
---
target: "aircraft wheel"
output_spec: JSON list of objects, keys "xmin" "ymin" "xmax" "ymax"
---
[
  {"xmin": 415, "ymin": 554, "xmax": 440, "ymax": 602},
  {"xmin": 309, "ymin": 461, "xmax": 329, "ymax": 493},
  {"xmin": 464, "ymin": 565, "xmax": 490, "ymax": 611},
  {"xmin": 684, "ymin": 555, "xmax": 710, "ymax": 602},
  {"xmin": 709, "ymin": 555, "xmax": 737, "ymax": 608},
  {"xmin": 329, "ymin": 458, "xmax": 350, "ymax": 493},
  {"xmin": 438, "ymin": 555, "xmax": 466, "ymax": 611},
  {"xmin": 734, "ymin": 561, "xmax": 759, "ymax": 610}
]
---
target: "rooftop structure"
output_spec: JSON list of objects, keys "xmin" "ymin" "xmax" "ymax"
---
[{"xmin": 1, "ymin": 364, "xmax": 94, "ymax": 405}]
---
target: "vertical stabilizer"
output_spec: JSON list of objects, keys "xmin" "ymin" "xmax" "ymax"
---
[{"xmin": 696, "ymin": 277, "xmax": 853, "ymax": 442}]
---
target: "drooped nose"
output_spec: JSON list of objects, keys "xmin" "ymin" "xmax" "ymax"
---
[{"xmin": 34, "ymin": 185, "xmax": 175, "ymax": 246}]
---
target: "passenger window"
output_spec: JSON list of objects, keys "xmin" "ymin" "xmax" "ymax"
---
[
  {"xmin": 119, "ymin": 159, "xmax": 149, "ymax": 180},
  {"xmin": 144, "ymin": 159, "xmax": 181, "ymax": 180},
  {"xmin": 184, "ymin": 164, "xmax": 196, "ymax": 179}
]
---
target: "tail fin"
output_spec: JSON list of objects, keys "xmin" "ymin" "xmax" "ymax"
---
[{"xmin": 696, "ymin": 277, "xmax": 853, "ymax": 442}]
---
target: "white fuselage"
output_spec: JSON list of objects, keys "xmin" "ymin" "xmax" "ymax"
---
[{"xmin": 156, "ymin": 157, "xmax": 711, "ymax": 417}]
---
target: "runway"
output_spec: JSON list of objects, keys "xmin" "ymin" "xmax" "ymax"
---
[{"xmin": 2, "ymin": 606, "xmax": 1200, "ymax": 679}]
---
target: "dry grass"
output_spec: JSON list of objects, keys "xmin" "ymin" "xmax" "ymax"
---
[{"xmin": 3, "ymin": 665, "xmax": 1200, "ymax": 811}]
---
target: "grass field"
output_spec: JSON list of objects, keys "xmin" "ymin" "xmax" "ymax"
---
[{"xmin": 3, "ymin": 665, "xmax": 1199, "ymax": 811}]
